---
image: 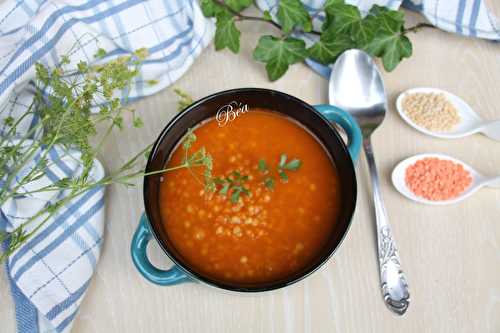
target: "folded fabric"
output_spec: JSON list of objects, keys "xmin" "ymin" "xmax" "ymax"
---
[
  {"xmin": 0, "ymin": 1, "xmax": 214, "ymax": 332},
  {"xmin": 1, "ymin": 0, "xmax": 498, "ymax": 332},
  {"xmin": 256, "ymin": 0, "xmax": 500, "ymax": 78}
]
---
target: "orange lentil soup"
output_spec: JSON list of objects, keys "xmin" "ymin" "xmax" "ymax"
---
[{"xmin": 159, "ymin": 109, "xmax": 341, "ymax": 284}]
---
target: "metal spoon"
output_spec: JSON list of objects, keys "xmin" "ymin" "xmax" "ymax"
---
[{"xmin": 329, "ymin": 49, "xmax": 410, "ymax": 315}]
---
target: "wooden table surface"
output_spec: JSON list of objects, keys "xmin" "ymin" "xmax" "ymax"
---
[{"xmin": 1, "ymin": 9, "xmax": 500, "ymax": 333}]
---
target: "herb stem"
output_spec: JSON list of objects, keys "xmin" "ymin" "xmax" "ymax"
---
[
  {"xmin": 214, "ymin": 0, "xmax": 322, "ymax": 36},
  {"xmin": 403, "ymin": 22, "xmax": 436, "ymax": 34}
]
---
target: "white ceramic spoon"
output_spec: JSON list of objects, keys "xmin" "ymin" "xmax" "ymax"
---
[
  {"xmin": 392, "ymin": 153, "xmax": 500, "ymax": 205},
  {"xmin": 396, "ymin": 87, "xmax": 500, "ymax": 141}
]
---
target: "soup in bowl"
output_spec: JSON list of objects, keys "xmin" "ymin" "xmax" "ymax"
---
[{"xmin": 131, "ymin": 88, "xmax": 361, "ymax": 292}]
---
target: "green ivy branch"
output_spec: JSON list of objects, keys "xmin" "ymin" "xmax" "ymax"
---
[{"xmin": 201, "ymin": 0, "xmax": 436, "ymax": 81}]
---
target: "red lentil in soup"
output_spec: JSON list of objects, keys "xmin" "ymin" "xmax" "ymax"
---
[{"xmin": 159, "ymin": 109, "xmax": 341, "ymax": 284}]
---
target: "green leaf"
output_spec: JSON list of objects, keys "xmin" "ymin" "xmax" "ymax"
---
[
  {"xmin": 307, "ymin": 28, "xmax": 353, "ymax": 64},
  {"xmin": 367, "ymin": 5, "xmax": 404, "ymax": 33},
  {"xmin": 279, "ymin": 153, "xmax": 288, "ymax": 168},
  {"xmin": 94, "ymin": 48, "xmax": 107, "ymax": 59},
  {"xmin": 323, "ymin": 3, "xmax": 376, "ymax": 46},
  {"xmin": 201, "ymin": 0, "xmax": 251, "ymax": 17},
  {"xmin": 214, "ymin": 12, "xmax": 241, "ymax": 53},
  {"xmin": 264, "ymin": 177, "xmax": 275, "ymax": 189},
  {"xmin": 231, "ymin": 188, "xmax": 241, "ymax": 203},
  {"xmin": 219, "ymin": 183, "xmax": 230, "ymax": 195},
  {"xmin": 226, "ymin": 0, "xmax": 252, "ymax": 12},
  {"xmin": 363, "ymin": 31, "xmax": 412, "ymax": 71},
  {"xmin": 277, "ymin": 0, "xmax": 312, "ymax": 33},
  {"xmin": 278, "ymin": 170, "xmax": 288, "ymax": 181},
  {"xmin": 284, "ymin": 158, "xmax": 301, "ymax": 171},
  {"xmin": 253, "ymin": 36, "xmax": 307, "ymax": 81},
  {"xmin": 263, "ymin": 10, "xmax": 272, "ymax": 21},
  {"xmin": 258, "ymin": 159, "xmax": 268, "ymax": 173},
  {"xmin": 200, "ymin": 0, "xmax": 224, "ymax": 17}
]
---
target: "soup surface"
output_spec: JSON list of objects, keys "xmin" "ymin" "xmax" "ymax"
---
[{"xmin": 159, "ymin": 109, "xmax": 341, "ymax": 285}]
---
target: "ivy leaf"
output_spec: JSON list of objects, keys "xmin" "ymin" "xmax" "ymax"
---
[
  {"xmin": 307, "ymin": 28, "xmax": 352, "ymax": 64},
  {"xmin": 253, "ymin": 36, "xmax": 307, "ymax": 81},
  {"xmin": 277, "ymin": 0, "xmax": 312, "ymax": 33},
  {"xmin": 201, "ymin": 0, "xmax": 251, "ymax": 17},
  {"xmin": 200, "ymin": 0, "xmax": 223, "ymax": 17},
  {"xmin": 226, "ymin": 0, "xmax": 252, "ymax": 12},
  {"xmin": 364, "ymin": 32, "xmax": 412, "ymax": 71},
  {"xmin": 214, "ymin": 12, "xmax": 241, "ymax": 53},
  {"xmin": 362, "ymin": 6, "xmax": 410, "ymax": 71},
  {"xmin": 323, "ymin": 3, "xmax": 375, "ymax": 46},
  {"xmin": 263, "ymin": 10, "xmax": 272, "ymax": 21},
  {"xmin": 367, "ymin": 5, "xmax": 404, "ymax": 33}
]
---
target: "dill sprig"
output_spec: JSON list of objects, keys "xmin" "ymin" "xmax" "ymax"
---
[{"xmin": 0, "ymin": 44, "xmax": 212, "ymax": 263}]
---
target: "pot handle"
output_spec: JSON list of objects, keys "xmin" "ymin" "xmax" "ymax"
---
[
  {"xmin": 313, "ymin": 104, "xmax": 362, "ymax": 162},
  {"xmin": 131, "ymin": 213, "xmax": 192, "ymax": 286}
]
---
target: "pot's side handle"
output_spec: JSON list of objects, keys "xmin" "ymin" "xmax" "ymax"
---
[
  {"xmin": 131, "ymin": 213, "xmax": 192, "ymax": 286},
  {"xmin": 313, "ymin": 104, "xmax": 362, "ymax": 162}
]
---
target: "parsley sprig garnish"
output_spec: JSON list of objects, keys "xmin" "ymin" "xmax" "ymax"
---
[
  {"xmin": 258, "ymin": 154, "xmax": 302, "ymax": 190},
  {"xmin": 214, "ymin": 171, "xmax": 250, "ymax": 203}
]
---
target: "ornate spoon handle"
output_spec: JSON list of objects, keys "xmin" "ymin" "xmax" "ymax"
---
[{"xmin": 363, "ymin": 137, "xmax": 410, "ymax": 315}]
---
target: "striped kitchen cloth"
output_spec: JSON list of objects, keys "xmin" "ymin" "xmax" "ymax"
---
[
  {"xmin": 256, "ymin": 0, "xmax": 500, "ymax": 78},
  {"xmin": 1, "ymin": 1, "xmax": 498, "ymax": 333},
  {"xmin": 0, "ymin": 1, "xmax": 214, "ymax": 333}
]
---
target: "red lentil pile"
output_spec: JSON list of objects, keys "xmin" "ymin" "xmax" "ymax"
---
[{"xmin": 405, "ymin": 157, "xmax": 472, "ymax": 201}]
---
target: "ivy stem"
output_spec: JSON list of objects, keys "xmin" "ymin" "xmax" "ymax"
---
[
  {"xmin": 403, "ymin": 22, "xmax": 436, "ymax": 34},
  {"xmin": 214, "ymin": 0, "xmax": 322, "ymax": 36}
]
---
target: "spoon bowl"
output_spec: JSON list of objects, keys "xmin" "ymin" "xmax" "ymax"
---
[
  {"xmin": 396, "ymin": 88, "xmax": 500, "ymax": 140},
  {"xmin": 392, "ymin": 153, "xmax": 500, "ymax": 205}
]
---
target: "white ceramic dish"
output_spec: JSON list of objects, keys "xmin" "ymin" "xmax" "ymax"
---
[
  {"xmin": 396, "ymin": 87, "xmax": 500, "ymax": 141},
  {"xmin": 392, "ymin": 153, "xmax": 500, "ymax": 205}
]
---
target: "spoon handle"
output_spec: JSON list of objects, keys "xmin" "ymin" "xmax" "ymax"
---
[
  {"xmin": 479, "ymin": 120, "xmax": 500, "ymax": 141},
  {"xmin": 363, "ymin": 137, "xmax": 410, "ymax": 315},
  {"xmin": 484, "ymin": 176, "xmax": 500, "ymax": 188}
]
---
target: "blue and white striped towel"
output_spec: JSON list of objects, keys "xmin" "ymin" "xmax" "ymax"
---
[
  {"xmin": 0, "ymin": 1, "xmax": 213, "ymax": 332},
  {"xmin": 257, "ymin": 0, "xmax": 500, "ymax": 78},
  {"xmin": 0, "ymin": 0, "xmax": 498, "ymax": 332}
]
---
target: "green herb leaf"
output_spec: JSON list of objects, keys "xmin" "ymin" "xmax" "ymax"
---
[
  {"xmin": 277, "ymin": 0, "xmax": 312, "ymax": 33},
  {"xmin": 215, "ymin": 12, "xmax": 241, "ymax": 53},
  {"xmin": 258, "ymin": 159, "xmax": 268, "ymax": 173},
  {"xmin": 182, "ymin": 129, "xmax": 197, "ymax": 150},
  {"xmin": 174, "ymin": 88, "xmax": 194, "ymax": 111},
  {"xmin": 264, "ymin": 176, "xmax": 275, "ymax": 190},
  {"xmin": 278, "ymin": 170, "xmax": 289, "ymax": 181},
  {"xmin": 279, "ymin": 154, "xmax": 288, "ymax": 168},
  {"xmin": 253, "ymin": 36, "xmax": 307, "ymax": 81},
  {"xmin": 231, "ymin": 188, "xmax": 241, "ymax": 203},
  {"xmin": 94, "ymin": 48, "xmax": 107, "ymax": 59},
  {"xmin": 284, "ymin": 158, "xmax": 301, "ymax": 171},
  {"xmin": 219, "ymin": 183, "xmax": 230, "ymax": 195}
]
